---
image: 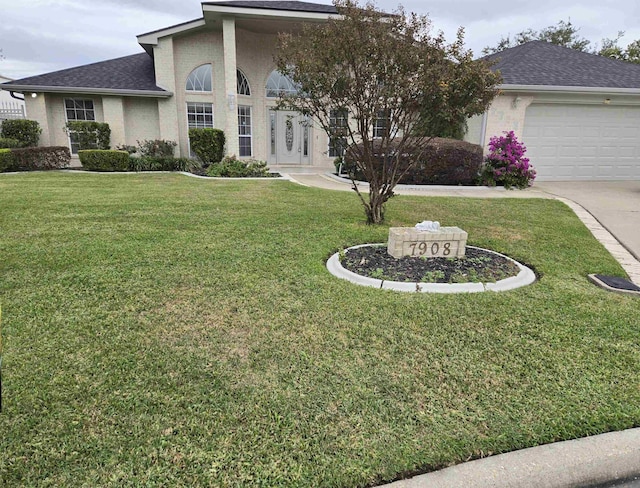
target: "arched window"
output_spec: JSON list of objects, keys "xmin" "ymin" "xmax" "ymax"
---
[
  {"xmin": 265, "ymin": 70, "xmax": 298, "ymax": 98},
  {"xmin": 237, "ymin": 69, "xmax": 251, "ymax": 96},
  {"xmin": 186, "ymin": 64, "xmax": 212, "ymax": 92}
]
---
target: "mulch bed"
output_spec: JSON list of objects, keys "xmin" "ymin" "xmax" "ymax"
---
[{"xmin": 341, "ymin": 245, "xmax": 520, "ymax": 283}]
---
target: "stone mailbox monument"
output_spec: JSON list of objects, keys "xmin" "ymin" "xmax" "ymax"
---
[{"xmin": 388, "ymin": 221, "xmax": 467, "ymax": 259}]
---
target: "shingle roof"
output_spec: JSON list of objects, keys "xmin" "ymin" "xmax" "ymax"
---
[
  {"xmin": 485, "ymin": 40, "xmax": 640, "ymax": 89},
  {"xmin": 1, "ymin": 53, "xmax": 168, "ymax": 93},
  {"xmin": 203, "ymin": 1, "xmax": 337, "ymax": 14}
]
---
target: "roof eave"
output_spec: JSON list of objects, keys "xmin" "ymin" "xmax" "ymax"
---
[
  {"xmin": 500, "ymin": 83, "xmax": 640, "ymax": 96},
  {"xmin": 137, "ymin": 18, "xmax": 207, "ymax": 47},
  {"xmin": 1, "ymin": 84, "xmax": 173, "ymax": 98},
  {"xmin": 201, "ymin": 4, "xmax": 337, "ymax": 20}
]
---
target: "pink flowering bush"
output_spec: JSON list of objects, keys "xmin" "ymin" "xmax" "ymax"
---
[{"xmin": 481, "ymin": 131, "xmax": 536, "ymax": 189}]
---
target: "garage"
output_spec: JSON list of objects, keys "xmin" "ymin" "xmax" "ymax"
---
[{"xmin": 523, "ymin": 103, "xmax": 640, "ymax": 181}]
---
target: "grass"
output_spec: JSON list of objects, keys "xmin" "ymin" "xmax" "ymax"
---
[{"xmin": 0, "ymin": 172, "xmax": 638, "ymax": 487}]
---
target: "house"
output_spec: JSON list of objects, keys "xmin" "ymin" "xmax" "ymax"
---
[
  {"xmin": 0, "ymin": 1, "xmax": 340, "ymax": 167},
  {"xmin": 0, "ymin": 74, "xmax": 26, "ymax": 121},
  {"xmin": 465, "ymin": 40, "xmax": 640, "ymax": 181}
]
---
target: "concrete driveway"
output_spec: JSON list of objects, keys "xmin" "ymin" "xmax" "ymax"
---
[{"xmin": 536, "ymin": 181, "xmax": 640, "ymax": 260}]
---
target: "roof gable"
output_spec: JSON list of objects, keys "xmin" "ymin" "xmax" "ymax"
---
[{"xmin": 485, "ymin": 40, "xmax": 640, "ymax": 89}]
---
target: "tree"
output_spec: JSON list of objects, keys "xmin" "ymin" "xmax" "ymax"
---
[
  {"xmin": 482, "ymin": 19, "xmax": 640, "ymax": 64},
  {"xmin": 276, "ymin": 0, "xmax": 500, "ymax": 224},
  {"xmin": 482, "ymin": 19, "xmax": 590, "ymax": 55}
]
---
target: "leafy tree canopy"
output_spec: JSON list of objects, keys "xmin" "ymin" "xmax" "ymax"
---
[
  {"xmin": 276, "ymin": 0, "xmax": 500, "ymax": 224},
  {"xmin": 482, "ymin": 19, "xmax": 640, "ymax": 64}
]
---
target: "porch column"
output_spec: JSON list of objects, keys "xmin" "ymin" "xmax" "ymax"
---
[
  {"xmin": 222, "ymin": 17, "xmax": 239, "ymax": 156},
  {"xmin": 154, "ymin": 37, "xmax": 182, "ymax": 154}
]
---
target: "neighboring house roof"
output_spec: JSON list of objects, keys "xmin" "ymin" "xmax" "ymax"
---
[
  {"xmin": 486, "ymin": 40, "xmax": 640, "ymax": 90},
  {"xmin": 0, "ymin": 53, "xmax": 171, "ymax": 97},
  {"xmin": 203, "ymin": 1, "xmax": 338, "ymax": 14}
]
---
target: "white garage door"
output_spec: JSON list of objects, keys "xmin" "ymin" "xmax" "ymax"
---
[{"xmin": 523, "ymin": 103, "xmax": 640, "ymax": 181}]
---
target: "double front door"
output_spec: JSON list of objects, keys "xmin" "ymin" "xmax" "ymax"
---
[{"xmin": 268, "ymin": 110, "xmax": 311, "ymax": 165}]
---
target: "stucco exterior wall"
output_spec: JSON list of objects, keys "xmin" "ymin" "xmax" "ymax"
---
[
  {"xmin": 483, "ymin": 94, "xmax": 534, "ymax": 146},
  {"xmin": 464, "ymin": 114, "xmax": 484, "ymax": 147},
  {"xmin": 123, "ymin": 98, "xmax": 161, "ymax": 146},
  {"xmin": 171, "ymin": 29, "xmax": 225, "ymax": 157}
]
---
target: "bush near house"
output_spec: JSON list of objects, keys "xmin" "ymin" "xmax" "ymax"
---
[
  {"xmin": 0, "ymin": 146, "xmax": 71, "ymax": 172},
  {"xmin": 65, "ymin": 121, "xmax": 111, "ymax": 150},
  {"xmin": 78, "ymin": 150, "xmax": 129, "ymax": 171},
  {"xmin": 0, "ymin": 138, "xmax": 23, "ymax": 149},
  {"xmin": 188, "ymin": 128, "xmax": 225, "ymax": 165},
  {"xmin": 0, "ymin": 148, "xmax": 14, "ymax": 172},
  {"xmin": 0, "ymin": 119, "xmax": 42, "ymax": 147},
  {"xmin": 206, "ymin": 156, "xmax": 271, "ymax": 177},
  {"xmin": 344, "ymin": 138, "xmax": 483, "ymax": 186},
  {"xmin": 136, "ymin": 139, "xmax": 177, "ymax": 158},
  {"xmin": 128, "ymin": 155, "xmax": 200, "ymax": 172},
  {"xmin": 481, "ymin": 131, "xmax": 536, "ymax": 189}
]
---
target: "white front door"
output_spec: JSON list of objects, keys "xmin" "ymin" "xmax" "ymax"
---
[{"xmin": 268, "ymin": 110, "xmax": 311, "ymax": 164}]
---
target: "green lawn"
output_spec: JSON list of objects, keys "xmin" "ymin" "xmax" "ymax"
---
[{"xmin": 0, "ymin": 173, "xmax": 638, "ymax": 487}]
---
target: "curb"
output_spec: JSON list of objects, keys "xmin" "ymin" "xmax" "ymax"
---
[
  {"xmin": 326, "ymin": 244, "xmax": 536, "ymax": 293},
  {"xmin": 377, "ymin": 428, "xmax": 640, "ymax": 488}
]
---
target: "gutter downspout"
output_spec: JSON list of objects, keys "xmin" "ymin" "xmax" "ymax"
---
[{"xmin": 479, "ymin": 110, "xmax": 488, "ymax": 150}]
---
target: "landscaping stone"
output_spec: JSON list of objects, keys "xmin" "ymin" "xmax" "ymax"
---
[{"xmin": 388, "ymin": 226, "xmax": 468, "ymax": 258}]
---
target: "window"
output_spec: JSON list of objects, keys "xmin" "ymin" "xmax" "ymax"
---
[
  {"xmin": 373, "ymin": 110, "xmax": 389, "ymax": 138},
  {"xmin": 187, "ymin": 102, "xmax": 214, "ymax": 129},
  {"xmin": 64, "ymin": 98, "xmax": 96, "ymax": 154},
  {"xmin": 266, "ymin": 70, "xmax": 298, "ymax": 98},
  {"xmin": 270, "ymin": 111, "xmax": 276, "ymax": 156},
  {"xmin": 237, "ymin": 70, "xmax": 250, "ymax": 96},
  {"xmin": 238, "ymin": 105, "xmax": 252, "ymax": 157},
  {"xmin": 328, "ymin": 108, "xmax": 348, "ymax": 158},
  {"xmin": 186, "ymin": 64, "xmax": 212, "ymax": 92}
]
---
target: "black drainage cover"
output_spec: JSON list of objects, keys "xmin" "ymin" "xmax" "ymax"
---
[{"xmin": 588, "ymin": 274, "xmax": 640, "ymax": 295}]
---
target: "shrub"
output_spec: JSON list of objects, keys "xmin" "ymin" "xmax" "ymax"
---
[
  {"xmin": 189, "ymin": 128, "xmax": 225, "ymax": 165},
  {"xmin": 0, "ymin": 149, "xmax": 15, "ymax": 172},
  {"xmin": 1, "ymin": 119, "xmax": 41, "ymax": 147},
  {"xmin": 78, "ymin": 150, "xmax": 129, "ymax": 171},
  {"xmin": 344, "ymin": 137, "xmax": 483, "ymax": 186},
  {"xmin": 5, "ymin": 146, "xmax": 70, "ymax": 171},
  {"xmin": 128, "ymin": 156, "xmax": 200, "ymax": 172},
  {"xmin": 115, "ymin": 144, "xmax": 138, "ymax": 154},
  {"xmin": 136, "ymin": 139, "xmax": 177, "ymax": 158},
  {"xmin": 480, "ymin": 131, "xmax": 536, "ymax": 189},
  {"xmin": 65, "ymin": 121, "xmax": 111, "ymax": 150},
  {"xmin": 0, "ymin": 137, "xmax": 22, "ymax": 149},
  {"xmin": 206, "ymin": 156, "xmax": 270, "ymax": 178}
]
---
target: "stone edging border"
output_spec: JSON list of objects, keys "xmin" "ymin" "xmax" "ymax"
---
[{"xmin": 327, "ymin": 244, "xmax": 536, "ymax": 293}]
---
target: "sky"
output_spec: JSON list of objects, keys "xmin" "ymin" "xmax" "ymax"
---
[{"xmin": 0, "ymin": 0, "xmax": 639, "ymax": 80}]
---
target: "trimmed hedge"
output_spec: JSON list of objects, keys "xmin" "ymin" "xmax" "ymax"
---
[
  {"xmin": 128, "ymin": 156, "xmax": 200, "ymax": 172},
  {"xmin": 78, "ymin": 150, "xmax": 129, "ymax": 171},
  {"xmin": 188, "ymin": 128, "xmax": 225, "ymax": 165},
  {"xmin": 344, "ymin": 137, "xmax": 483, "ymax": 186},
  {"xmin": 0, "ymin": 119, "xmax": 41, "ymax": 147},
  {"xmin": 0, "ymin": 146, "xmax": 71, "ymax": 172},
  {"xmin": 0, "ymin": 149, "xmax": 14, "ymax": 172},
  {"xmin": 0, "ymin": 137, "xmax": 22, "ymax": 149}
]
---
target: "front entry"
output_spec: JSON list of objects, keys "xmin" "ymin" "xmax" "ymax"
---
[{"xmin": 267, "ymin": 110, "xmax": 311, "ymax": 165}]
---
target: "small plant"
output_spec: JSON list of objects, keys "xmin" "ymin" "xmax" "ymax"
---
[
  {"xmin": 369, "ymin": 268, "xmax": 386, "ymax": 280},
  {"xmin": 189, "ymin": 128, "xmax": 225, "ymax": 165},
  {"xmin": 206, "ymin": 156, "xmax": 270, "ymax": 178},
  {"xmin": 116, "ymin": 144, "xmax": 138, "ymax": 154},
  {"xmin": 338, "ymin": 248, "xmax": 346, "ymax": 262},
  {"xmin": 481, "ymin": 131, "xmax": 536, "ymax": 189},
  {"xmin": 136, "ymin": 139, "xmax": 177, "ymax": 158},
  {"xmin": 420, "ymin": 270, "xmax": 446, "ymax": 282},
  {"xmin": 1, "ymin": 119, "xmax": 41, "ymax": 147},
  {"xmin": 128, "ymin": 156, "xmax": 200, "ymax": 172},
  {"xmin": 333, "ymin": 156, "xmax": 344, "ymax": 175}
]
